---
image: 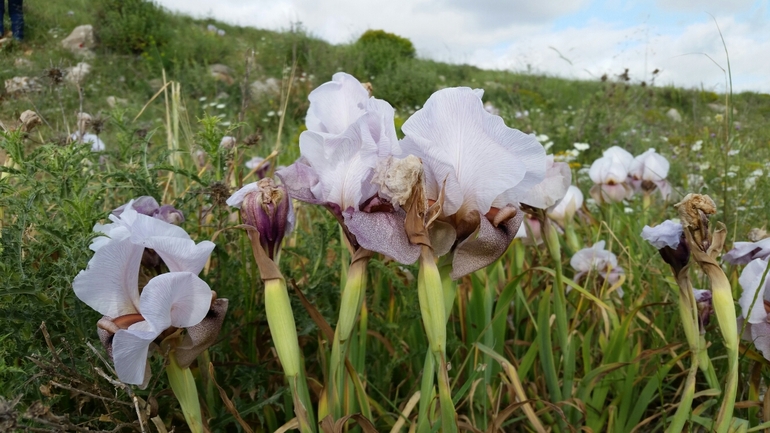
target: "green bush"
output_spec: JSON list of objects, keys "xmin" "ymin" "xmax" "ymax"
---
[
  {"xmin": 95, "ymin": 0, "xmax": 171, "ymax": 55},
  {"xmin": 372, "ymin": 58, "xmax": 437, "ymax": 109},
  {"xmin": 354, "ymin": 29, "xmax": 416, "ymax": 78}
]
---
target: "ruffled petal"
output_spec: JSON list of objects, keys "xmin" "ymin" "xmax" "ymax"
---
[
  {"xmin": 226, "ymin": 182, "xmax": 260, "ymax": 208},
  {"xmin": 519, "ymin": 156, "xmax": 571, "ymax": 209},
  {"xmin": 175, "ymin": 298, "xmax": 229, "ymax": 368},
  {"xmin": 450, "ymin": 208, "xmax": 523, "ymax": 279},
  {"xmin": 750, "ymin": 321, "xmax": 770, "ymax": 361},
  {"xmin": 139, "ymin": 272, "xmax": 213, "ymax": 331},
  {"xmin": 73, "ymin": 236, "xmax": 143, "ymax": 317},
  {"xmin": 548, "ymin": 185, "xmax": 583, "ymax": 223},
  {"xmin": 112, "ymin": 320, "xmax": 159, "ymax": 386},
  {"xmin": 343, "ymin": 209, "xmax": 420, "ymax": 264},
  {"xmin": 724, "ymin": 238, "xmax": 770, "ymax": 265},
  {"xmin": 139, "ymin": 236, "xmax": 215, "ymax": 274},
  {"xmin": 641, "ymin": 220, "xmax": 683, "ymax": 249},
  {"xmin": 400, "ymin": 87, "xmax": 545, "ymax": 219},
  {"xmin": 738, "ymin": 258, "xmax": 770, "ymax": 324},
  {"xmin": 630, "ymin": 149, "xmax": 669, "ymax": 181},
  {"xmin": 305, "ymin": 72, "xmax": 369, "ymax": 135},
  {"xmin": 275, "ymin": 158, "xmax": 323, "ymax": 205}
]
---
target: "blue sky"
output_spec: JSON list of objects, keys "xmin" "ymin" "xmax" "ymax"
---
[{"xmin": 155, "ymin": 0, "xmax": 770, "ymax": 92}]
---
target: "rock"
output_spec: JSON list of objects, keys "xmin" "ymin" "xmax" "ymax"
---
[
  {"xmin": 209, "ymin": 64, "xmax": 234, "ymax": 85},
  {"xmin": 61, "ymin": 24, "xmax": 95, "ymax": 57},
  {"xmin": 4, "ymin": 76, "xmax": 42, "ymax": 95},
  {"xmin": 65, "ymin": 62, "xmax": 91, "ymax": 85},
  {"xmin": 13, "ymin": 58, "xmax": 32, "ymax": 68},
  {"xmin": 106, "ymin": 96, "xmax": 128, "ymax": 108},
  {"xmin": 20, "ymin": 110, "xmax": 41, "ymax": 132},
  {"xmin": 249, "ymin": 77, "xmax": 280, "ymax": 100},
  {"xmin": 666, "ymin": 108, "xmax": 682, "ymax": 122}
]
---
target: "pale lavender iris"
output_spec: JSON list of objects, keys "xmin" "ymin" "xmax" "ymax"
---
[
  {"xmin": 724, "ymin": 237, "xmax": 770, "ymax": 265},
  {"xmin": 629, "ymin": 148, "xmax": 672, "ymax": 199},
  {"xmin": 737, "ymin": 258, "xmax": 770, "ymax": 360},
  {"xmin": 570, "ymin": 241, "xmax": 625, "ymax": 296},
  {"xmin": 589, "ymin": 146, "xmax": 634, "ymax": 203},
  {"xmin": 73, "ymin": 200, "xmax": 222, "ymax": 386},
  {"xmin": 399, "ymin": 86, "xmax": 546, "ymax": 278},
  {"xmin": 277, "ymin": 73, "xmax": 418, "ymax": 264}
]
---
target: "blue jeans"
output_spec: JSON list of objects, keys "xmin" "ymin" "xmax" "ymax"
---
[{"xmin": 0, "ymin": 0, "xmax": 23, "ymax": 40}]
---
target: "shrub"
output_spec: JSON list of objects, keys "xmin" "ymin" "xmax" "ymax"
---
[
  {"xmin": 95, "ymin": 0, "xmax": 171, "ymax": 55},
  {"xmin": 371, "ymin": 58, "xmax": 437, "ymax": 109},
  {"xmin": 354, "ymin": 29, "xmax": 416, "ymax": 78}
]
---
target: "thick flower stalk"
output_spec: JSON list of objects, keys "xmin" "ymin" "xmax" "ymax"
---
[
  {"xmin": 641, "ymin": 220, "xmax": 718, "ymax": 430},
  {"xmin": 230, "ymin": 180, "xmax": 315, "ymax": 433},
  {"xmin": 396, "ymin": 86, "xmax": 558, "ymax": 431},
  {"xmin": 588, "ymin": 146, "xmax": 634, "ymax": 204},
  {"xmin": 72, "ymin": 200, "xmax": 227, "ymax": 433},
  {"xmin": 674, "ymin": 193, "xmax": 736, "ymax": 433}
]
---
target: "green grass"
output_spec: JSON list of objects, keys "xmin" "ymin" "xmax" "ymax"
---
[{"xmin": 2, "ymin": 0, "xmax": 770, "ymax": 431}]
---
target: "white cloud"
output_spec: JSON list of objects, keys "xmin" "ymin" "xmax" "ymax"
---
[
  {"xmin": 476, "ymin": 16, "xmax": 770, "ymax": 92},
  {"xmin": 154, "ymin": 0, "xmax": 770, "ymax": 92},
  {"xmin": 655, "ymin": 0, "xmax": 756, "ymax": 13}
]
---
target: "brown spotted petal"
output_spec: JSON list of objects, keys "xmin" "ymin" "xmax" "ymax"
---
[
  {"xmin": 343, "ymin": 209, "xmax": 420, "ymax": 265},
  {"xmin": 450, "ymin": 207, "xmax": 523, "ymax": 279},
  {"xmin": 174, "ymin": 298, "xmax": 229, "ymax": 369}
]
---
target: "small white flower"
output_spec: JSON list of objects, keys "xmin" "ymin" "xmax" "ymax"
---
[
  {"xmin": 727, "ymin": 172, "xmax": 737, "ymax": 178},
  {"xmin": 199, "ymin": 97, "xmax": 207, "ymax": 102},
  {"xmin": 574, "ymin": 142, "xmax": 590, "ymax": 151},
  {"xmin": 699, "ymin": 163, "xmax": 711, "ymax": 171},
  {"xmin": 216, "ymin": 103, "xmax": 226, "ymax": 109},
  {"xmin": 536, "ymin": 134, "xmax": 550, "ymax": 143},
  {"xmin": 691, "ymin": 140, "xmax": 703, "ymax": 151},
  {"xmin": 728, "ymin": 149, "xmax": 740, "ymax": 156},
  {"xmin": 267, "ymin": 111, "xmax": 276, "ymax": 117},
  {"xmin": 624, "ymin": 207, "xmax": 633, "ymax": 214},
  {"xmin": 543, "ymin": 142, "xmax": 554, "ymax": 151}
]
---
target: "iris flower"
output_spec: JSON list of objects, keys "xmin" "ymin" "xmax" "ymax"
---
[
  {"xmin": 570, "ymin": 241, "xmax": 624, "ymax": 296},
  {"xmin": 547, "ymin": 185, "xmax": 583, "ymax": 225},
  {"xmin": 277, "ymin": 72, "xmax": 417, "ymax": 264},
  {"xmin": 723, "ymin": 237, "xmax": 770, "ymax": 265},
  {"xmin": 629, "ymin": 148, "xmax": 671, "ymax": 199},
  {"xmin": 73, "ymin": 201, "xmax": 222, "ymax": 386},
  {"xmin": 399, "ymin": 87, "xmax": 546, "ymax": 278},
  {"xmin": 738, "ymin": 258, "xmax": 770, "ymax": 359},
  {"xmin": 589, "ymin": 146, "xmax": 634, "ymax": 203}
]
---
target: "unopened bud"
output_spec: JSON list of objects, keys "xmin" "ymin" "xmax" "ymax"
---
[
  {"xmin": 154, "ymin": 204, "xmax": 185, "ymax": 225},
  {"xmin": 228, "ymin": 178, "xmax": 293, "ymax": 259},
  {"xmin": 113, "ymin": 196, "xmax": 159, "ymax": 217}
]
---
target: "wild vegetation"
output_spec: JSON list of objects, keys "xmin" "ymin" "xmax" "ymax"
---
[{"xmin": 2, "ymin": 0, "xmax": 770, "ymax": 432}]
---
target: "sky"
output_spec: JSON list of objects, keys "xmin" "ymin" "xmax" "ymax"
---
[{"xmin": 155, "ymin": 0, "xmax": 770, "ymax": 93}]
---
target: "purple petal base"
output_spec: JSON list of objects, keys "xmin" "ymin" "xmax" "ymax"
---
[{"xmin": 344, "ymin": 209, "xmax": 420, "ymax": 265}]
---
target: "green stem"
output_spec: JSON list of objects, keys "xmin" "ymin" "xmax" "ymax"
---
[
  {"xmin": 417, "ymin": 246, "xmax": 457, "ymax": 433},
  {"xmin": 167, "ymin": 352, "xmax": 204, "ymax": 433},
  {"xmin": 265, "ymin": 278, "xmax": 316, "ymax": 433},
  {"xmin": 328, "ymin": 252, "xmax": 370, "ymax": 419}
]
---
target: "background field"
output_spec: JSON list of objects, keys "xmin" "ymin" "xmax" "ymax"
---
[{"xmin": 2, "ymin": 0, "xmax": 770, "ymax": 431}]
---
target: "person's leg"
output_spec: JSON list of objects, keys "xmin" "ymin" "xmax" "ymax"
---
[
  {"xmin": 0, "ymin": 0, "xmax": 6, "ymax": 37},
  {"xmin": 8, "ymin": 0, "xmax": 22, "ymax": 40}
]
